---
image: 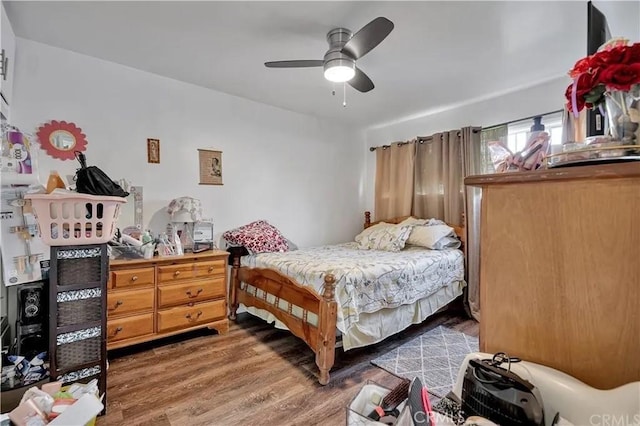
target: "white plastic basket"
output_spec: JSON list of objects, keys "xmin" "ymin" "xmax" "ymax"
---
[
  {"xmin": 25, "ymin": 192, "xmax": 127, "ymax": 246},
  {"xmin": 346, "ymin": 381, "xmax": 411, "ymax": 426}
]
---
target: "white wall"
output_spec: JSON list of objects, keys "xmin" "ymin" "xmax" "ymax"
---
[
  {"xmin": 362, "ymin": 76, "xmax": 570, "ymax": 211},
  {"xmin": 12, "ymin": 39, "xmax": 367, "ymax": 247}
]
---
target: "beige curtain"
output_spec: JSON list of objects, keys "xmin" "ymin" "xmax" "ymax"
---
[
  {"xmin": 374, "ymin": 142, "xmax": 415, "ymax": 220},
  {"xmin": 413, "ymin": 131, "xmax": 463, "ymax": 225},
  {"xmin": 462, "ymin": 126, "xmax": 485, "ymax": 321}
]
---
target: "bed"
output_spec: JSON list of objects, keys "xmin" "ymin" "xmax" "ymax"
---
[{"xmin": 228, "ymin": 211, "xmax": 466, "ymax": 385}]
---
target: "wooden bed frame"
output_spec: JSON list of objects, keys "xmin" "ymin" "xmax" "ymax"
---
[{"xmin": 228, "ymin": 211, "xmax": 465, "ymax": 385}]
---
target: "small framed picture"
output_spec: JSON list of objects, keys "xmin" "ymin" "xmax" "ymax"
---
[
  {"xmin": 198, "ymin": 149, "xmax": 223, "ymax": 185},
  {"xmin": 147, "ymin": 138, "xmax": 160, "ymax": 164}
]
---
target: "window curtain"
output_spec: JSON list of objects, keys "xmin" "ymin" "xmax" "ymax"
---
[
  {"xmin": 374, "ymin": 142, "xmax": 415, "ymax": 221},
  {"xmin": 413, "ymin": 131, "xmax": 464, "ymax": 225},
  {"xmin": 462, "ymin": 126, "xmax": 489, "ymax": 321}
]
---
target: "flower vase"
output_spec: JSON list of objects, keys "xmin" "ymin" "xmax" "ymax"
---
[{"xmin": 605, "ymin": 83, "xmax": 640, "ymax": 144}]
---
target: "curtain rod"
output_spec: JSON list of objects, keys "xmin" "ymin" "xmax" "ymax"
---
[
  {"xmin": 369, "ymin": 128, "xmax": 480, "ymax": 152},
  {"xmin": 480, "ymin": 109, "xmax": 564, "ymax": 133}
]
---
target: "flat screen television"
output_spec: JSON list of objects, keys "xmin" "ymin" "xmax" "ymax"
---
[{"xmin": 586, "ymin": 1, "xmax": 611, "ymax": 137}]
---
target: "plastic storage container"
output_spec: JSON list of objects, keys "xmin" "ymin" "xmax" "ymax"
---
[
  {"xmin": 346, "ymin": 381, "xmax": 411, "ymax": 426},
  {"xmin": 25, "ymin": 192, "xmax": 126, "ymax": 245}
]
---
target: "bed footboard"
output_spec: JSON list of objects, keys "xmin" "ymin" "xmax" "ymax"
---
[{"xmin": 229, "ymin": 253, "xmax": 337, "ymax": 385}]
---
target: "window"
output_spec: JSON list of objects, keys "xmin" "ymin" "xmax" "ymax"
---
[
  {"xmin": 506, "ymin": 111, "xmax": 564, "ymax": 153},
  {"xmin": 480, "ymin": 111, "xmax": 564, "ymax": 174}
]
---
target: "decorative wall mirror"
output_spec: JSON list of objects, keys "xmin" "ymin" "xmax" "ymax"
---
[{"xmin": 36, "ymin": 120, "xmax": 88, "ymax": 160}]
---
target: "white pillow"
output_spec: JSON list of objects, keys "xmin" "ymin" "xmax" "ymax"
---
[
  {"xmin": 406, "ymin": 224, "xmax": 456, "ymax": 249},
  {"xmin": 357, "ymin": 225, "xmax": 412, "ymax": 252},
  {"xmin": 398, "ymin": 217, "xmax": 428, "ymax": 227},
  {"xmin": 430, "ymin": 236, "xmax": 461, "ymax": 250},
  {"xmin": 355, "ymin": 222, "xmax": 392, "ymax": 242}
]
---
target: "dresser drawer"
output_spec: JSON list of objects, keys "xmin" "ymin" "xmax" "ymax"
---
[
  {"xmin": 157, "ymin": 277, "xmax": 226, "ymax": 308},
  {"xmin": 158, "ymin": 264, "xmax": 194, "ymax": 283},
  {"xmin": 107, "ymin": 313, "xmax": 154, "ymax": 342},
  {"xmin": 107, "ymin": 288, "xmax": 154, "ymax": 317},
  {"xmin": 194, "ymin": 260, "xmax": 226, "ymax": 278},
  {"xmin": 110, "ymin": 267, "xmax": 154, "ymax": 289},
  {"xmin": 157, "ymin": 300, "xmax": 226, "ymax": 333}
]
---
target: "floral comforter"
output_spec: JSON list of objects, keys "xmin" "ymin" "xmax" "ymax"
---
[{"xmin": 241, "ymin": 243, "xmax": 464, "ymax": 333}]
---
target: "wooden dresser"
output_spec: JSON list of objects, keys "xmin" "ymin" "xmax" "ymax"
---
[
  {"xmin": 465, "ymin": 162, "xmax": 640, "ymax": 390},
  {"xmin": 107, "ymin": 250, "xmax": 229, "ymax": 350}
]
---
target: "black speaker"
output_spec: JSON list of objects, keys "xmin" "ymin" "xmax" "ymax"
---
[
  {"xmin": 16, "ymin": 325, "xmax": 46, "ymax": 360},
  {"xmin": 17, "ymin": 282, "xmax": 45, "ymax": 325},
  {"xmin": 15, "ymin": 282, "xmax": 48, "ymax": 359}
]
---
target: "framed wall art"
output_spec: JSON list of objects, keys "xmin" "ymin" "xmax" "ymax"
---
[
  {"xmin": 198, "ymin": 149, "xmax": 223, "ymax": 185},
  {"xmin": 147, "ymin": 138, "xmax": 160, "ymax": 164}
]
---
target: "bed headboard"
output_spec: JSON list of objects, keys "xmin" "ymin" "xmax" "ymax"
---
[{"xmin": 363, "ymin": 211, "xmax": 466, "ymax": 246}]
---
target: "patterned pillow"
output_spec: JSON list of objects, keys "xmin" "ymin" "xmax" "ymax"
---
[
  {"xmin": 356, "ymin": 225, "xmax": 412, "ymax": 252},
  {"xmin": 354, "ymin": 222, "xmax": 393, "ymax": 243},
  {"xmin": 222, "ymin": 220, "xmax": 289, "ymax": 253}
]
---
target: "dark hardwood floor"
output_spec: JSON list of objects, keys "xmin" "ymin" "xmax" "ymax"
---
[{"xmin": 99, "ymin": 303, "xmax": 478, "ymax": 425}]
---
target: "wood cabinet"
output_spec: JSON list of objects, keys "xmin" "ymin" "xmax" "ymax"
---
[
  {"xmin": 465, "ymin": 162, "xmax": 640, "ymax": 390},
  {"xmin": 107, "ymin": 250, "xmax": 229, "ymax": 350},
  {"xmin": 1, "ymin": 1, "xmax": 16, "ymax": 119}
]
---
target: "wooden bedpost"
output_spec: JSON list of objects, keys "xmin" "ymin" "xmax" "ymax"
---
[
  {"xmin": 316, "ymin": 274, "xmax": 337, "ymax": 385},
  {"xmin": 229, "ymin": 252, "xmax": 241, "ymax": 321},
  {"xmin": 364, "ymin": 211, "xmax": 371, "ymax": 229}
]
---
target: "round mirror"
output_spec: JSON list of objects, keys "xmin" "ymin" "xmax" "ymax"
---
[
  {"xmin": 36, "ymin": 120, "xmax": 88, "ymax": 161},
  {"xmin": 50, "ymin": 130, "xmax": 76, "ymax": 151}
]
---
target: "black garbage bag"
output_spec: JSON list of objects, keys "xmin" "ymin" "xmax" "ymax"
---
[{"xmin": 74, "ymin": 151, "xmax": 129, "ymax": 197}]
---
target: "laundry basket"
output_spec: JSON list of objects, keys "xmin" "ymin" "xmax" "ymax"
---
[{"xmin": 25, "ymin": 192, "xmax": 126, "ymax": 245}]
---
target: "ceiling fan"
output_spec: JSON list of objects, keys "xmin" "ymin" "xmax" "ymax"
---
[{"xmin": 264, "ymin": 17, "xmax": 394, "ymax": 93}]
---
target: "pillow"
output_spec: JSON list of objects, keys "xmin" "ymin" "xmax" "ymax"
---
[
  {"xmin": 430, "ymin": 235, "xmax": 461, "ymax": 250},
  {"xmin": 406, "ymin": 224, "xmax": 457, "ymax": 249},
  {"xmin": 357, "ymin": 225, "xmax": 412, "ymax": 252},
  {"xmin": 398, "ymin": 217, "xmax": 428, "ymax": 227},
  {"xmin": 222, "ymin": 220, "xmax": 289, "ymax": 253},
  {"xmin": 354, "ymin": 222, "xmax": 393, "ymax": 242}
]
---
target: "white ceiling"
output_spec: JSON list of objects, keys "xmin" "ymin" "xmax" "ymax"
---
[{"xmin": 3, "ymin": 1, "xmax": 610, "ymax": 127}]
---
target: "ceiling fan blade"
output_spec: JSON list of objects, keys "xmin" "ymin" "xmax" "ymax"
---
[
  {"xmin": 264, "ymin": 60, "xmax": 324, "ymax": 68},
  {"xmin": 341, "ymin": 17, "xmax": 394, "ymax": 60},
  {"xmin": 349, "ymin": 67, "xmax": 374, "ymax": 93}
]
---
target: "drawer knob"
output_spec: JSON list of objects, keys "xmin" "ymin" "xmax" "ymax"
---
[
  {"xmin": 131, "ymin": 276, "xmax": 138, "ymax": 281},
  {"xmin": 174, "ymin": 270, "xmax": 181, "ymax": 277},
  {"xmin": 186, "ymin": 288, "xmax": 203, "ymax": 298},
  {"xmin": 115, "ymin": 300, "xmax": 123, "ymax": 307},
  {"xmin": 185, "ymin": 310, "xmax": 203, "ymax": 321},
  {"xmin": 114, "ymin": 326, "xmax": 123, "ymax": 335},
  {"xmin": 208, "ymin": 266, "xmax": 214, "ymax": 273}
]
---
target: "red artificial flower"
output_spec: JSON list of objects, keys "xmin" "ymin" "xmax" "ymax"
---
[
  {"xmin": 623, "ymin": 43, "xmax": 640, "ymax": 64},
  {"xmin": 569, "ymin": 56, "xmax": 594, "ymax": 78},
  {"xmin": 565, "ymin": 71, "xmax": 601, "ymax": 112},
  {"xmin": 566, "ymin": 41, "xmax": 640, "ymax": 113},
  {"xmin": 599, "ymin": 63, "xmax": 640, "ymax": 91},
  {"xmin": 595, "ymin": 46, "xmax": 628, "ymax": 66}
]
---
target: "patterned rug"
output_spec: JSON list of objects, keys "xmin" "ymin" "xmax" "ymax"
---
[{"xmin": 371, "ymin": 321, "xmax": 479, "ymax": 400}]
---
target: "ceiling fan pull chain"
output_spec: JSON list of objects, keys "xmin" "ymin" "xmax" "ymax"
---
[
  {"xmin": 332, "ymin": 82, "xmax": 336, "ymax": 96},
  {"xmin": 343, "ymin": 82, "xmax": 347, "ymax": 107}
]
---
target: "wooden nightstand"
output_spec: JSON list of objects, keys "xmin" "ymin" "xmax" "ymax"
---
[{"xmin": 107, "ymin": 250, "xmax": 229, "ymax": 350}]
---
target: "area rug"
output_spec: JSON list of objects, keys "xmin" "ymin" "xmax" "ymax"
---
[{"xmin": 371, "ymin": 321, "xmax": 479, "ymax": 400}]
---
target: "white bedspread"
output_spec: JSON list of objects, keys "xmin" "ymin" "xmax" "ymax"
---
[{"xmin": 241, "ymin": 243, "xmax": 464, "ymax": 337}]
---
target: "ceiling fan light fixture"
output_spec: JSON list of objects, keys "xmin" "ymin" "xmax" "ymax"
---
[
  {"xmin": 323, "ymin": 56, "xmax": 355, "ymax": 83},
  {"xmin": 324, "ymin": 65, "xmax": 355, "ymax": 83}
]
